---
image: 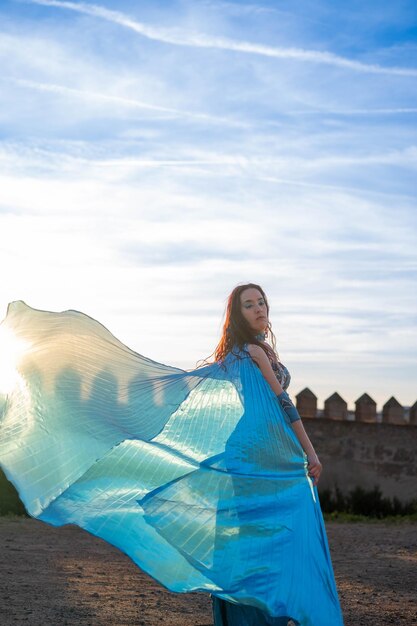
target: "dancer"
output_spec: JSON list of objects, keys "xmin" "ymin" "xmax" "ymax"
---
[
  {"xmin": 209, "ymin": 283, "xmax": 329, "ymax": 626},
  {"xmin": 0, "ymin": 287, "xmax": 344, "ymax": 626}
]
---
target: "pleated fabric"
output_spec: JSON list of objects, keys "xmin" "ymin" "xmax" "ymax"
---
[{"xmin": 0, "ymin": 301, "xmax": 344, "ymax": 626}]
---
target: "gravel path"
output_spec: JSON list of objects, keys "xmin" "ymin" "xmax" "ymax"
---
[{"xmin": 0, "ymin": 517, "xmax": 416, "ymax": 625}]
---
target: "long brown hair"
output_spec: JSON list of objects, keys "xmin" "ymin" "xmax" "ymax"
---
[{"xmin": 197, "ymin": 282, "xmax": 279, "ymax": 366}]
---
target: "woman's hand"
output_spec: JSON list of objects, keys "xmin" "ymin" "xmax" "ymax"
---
[{"xmin": 307, "ymin": 454, "xmax": 322, "ymax": 486}]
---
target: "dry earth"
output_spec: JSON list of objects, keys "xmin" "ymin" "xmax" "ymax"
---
[{"xmin": 0, "ymin": 517, "xmax": 416, "ymax": 626}]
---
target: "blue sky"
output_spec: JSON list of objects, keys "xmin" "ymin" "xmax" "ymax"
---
[{"xmin": 0, "ymin": 0, "xmax": 416, "ymax": 409}]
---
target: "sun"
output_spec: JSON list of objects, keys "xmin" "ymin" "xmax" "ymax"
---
[{"xmin": 0, "ymin": 325, "xmax": 31, "ymax": 395}]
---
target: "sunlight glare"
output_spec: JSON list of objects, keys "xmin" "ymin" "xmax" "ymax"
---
[{"xmin": 0, "ymin": 326, "xmax": 30, "ymax": 394}]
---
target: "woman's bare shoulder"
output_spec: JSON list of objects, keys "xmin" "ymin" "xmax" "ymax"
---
[
  {"xmin": 246, "ymin": 343, "xmax": 277, "ymax": 364},
  {"xmin": 245, "ymin": 343, "xmax": 261, "ymax": 352},
  {"xmin": 245, "ymin": 343, "xmax": 267, "ymax": 360}
]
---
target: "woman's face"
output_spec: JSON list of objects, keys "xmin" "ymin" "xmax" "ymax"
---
[{"xmin": 239, "ymin": 287, "xmax": 268, "ymax": 335}]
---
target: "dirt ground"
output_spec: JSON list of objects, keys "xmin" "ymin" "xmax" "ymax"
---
[{"xmin": 0, "ymin": 517, "xmax": 415, "ymax": 626}]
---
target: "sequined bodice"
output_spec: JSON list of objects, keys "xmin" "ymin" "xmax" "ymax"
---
[{"xmin": 269, "ymin": 356, "xmax": 291, "ymax": 390}]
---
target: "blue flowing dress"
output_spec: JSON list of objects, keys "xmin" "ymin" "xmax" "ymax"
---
[
  {"xmin": 211, "ymin": 356, "xmax": 298, "ymax": 625},
  {"xmin": 0, "ymin": 301, "xmax": 344, "ymax": 626}
]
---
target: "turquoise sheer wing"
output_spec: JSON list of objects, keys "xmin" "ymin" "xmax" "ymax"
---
[{"xmin": 0, "ymin": 301, "xmax": 344, "ymax": 626}]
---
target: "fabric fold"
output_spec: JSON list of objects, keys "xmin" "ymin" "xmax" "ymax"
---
[{"xmin": 0, "ymin": 300, "xmax": 344, "ymax": 625}]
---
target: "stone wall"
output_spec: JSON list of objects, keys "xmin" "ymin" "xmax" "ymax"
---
[{"xmin": 302, "ymin": 418, "xmax": 417, "ymax": 503}]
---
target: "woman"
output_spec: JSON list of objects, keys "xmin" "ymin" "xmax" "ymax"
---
[
  {"xmin": 0, "ymin": 288, "xmax": 343, "ymax": 626},
  {"xmin": 208, "ymin": 282, "xmax": 326, "ymax": 626}
]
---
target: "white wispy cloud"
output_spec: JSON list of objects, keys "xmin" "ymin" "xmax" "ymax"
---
[
  {"xmin": 2, "ymin": 139, "xmax": 416, "ymax": 195},
  {"xmin": 285, "ymin": 108, "xmax": 417, "ymax": 115},
  {"xmin": 200, "ymin": 1, "xmax": 280, "ymax": 17},
  {"xmin": 25, "ymin": 0, "xmax": 417, "ymax": 76},
  {"xmin": 1, "ymin": 0, "xmax": 416, "ymax": 406},
  {"xmin": 8, "ymin": 77, "xmax": 246, "ymax": 127}
]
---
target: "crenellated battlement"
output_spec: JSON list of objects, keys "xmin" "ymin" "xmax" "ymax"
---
[{"xmin": 295, "ymin": 388, "xmax": 416, "ymax": 424}]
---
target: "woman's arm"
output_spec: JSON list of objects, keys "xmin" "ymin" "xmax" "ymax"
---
[
  {"xmin": 277, "ymin": 389, "xmax": 322, "ymax": 483},
  {"xmin": 246, "ymin": 344, "xmax": 322, "ymax": 485},
  {"xmin": 291, "ymin": 420, "xmax": 322, "ymax": 486},
  {"xmin": 246, "ymin": 344, "xmax": 284, "ymax": 395}
]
